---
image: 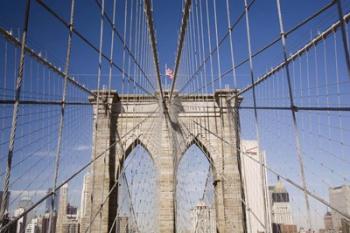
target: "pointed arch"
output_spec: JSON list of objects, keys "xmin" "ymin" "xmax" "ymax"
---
[
  {"xmin": 124, "ymin": 137, "xmax": 155, "ymax": 163},
  {"xmin": 116, "ymin": 138, "xmax": 158, "ymax": 233},
  {"xmin": 178, "ymin": 136, "xmax": 215, "ymax": 172},
  {"xmin": 176, "ymin": 136, "xmax": 217, "ymax": 233}
]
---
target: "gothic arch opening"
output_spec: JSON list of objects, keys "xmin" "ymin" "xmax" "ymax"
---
[
  {"xmin": 176, "ymin": 140, "xmax": 216, "ymax": 233},
  {"xmin": 116, "ymin": 142, "xmax": 158, "ymax": 233},
  {"xmin": 123, "ymin": 138, "xmax": 155, "ymax": 163}
]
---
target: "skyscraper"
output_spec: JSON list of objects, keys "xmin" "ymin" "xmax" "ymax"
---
[
  {"xmin": 191, "ymin": 201, "xmax": 216, "ymax": 233},
  {"xmin": 54, "ymin": 184, "xmax": 80, "ymax": 233},
  {"xmin": 324, "ymin": 211, "xmax": 334, "ymax": 232},
  {"xmin": 329, "ymin": 185, "xmax": 350, "ymax": 232},
  {"xmin": 341, "ymin": 219, "xmax": 350, "ymax": 233},
  {"xmin": 79, "ymin": 172, "xmax": 91, "ymax": 231},
  {"xmin": 80, "ymin": 172, "xmax": 90, "ymax": 218},
  {"xmin": 66, "ymin": 203, "xmax": 77, "ymax": 216},
  {"xmin": 269, "ymin": 178, "xmax": 294, "ymax": 225},
  {"xmin": 269, "ymin": 178, "xmax": 297, "ymax": 233},
  {"xmin": 14, "ymin": 196, "xmax": 34, "ymax": 233},
  {"xmin": 45, "ymin": 188, "xmax": 52, "ymax": 213},
  {"xmin": 56, "ymin": 184, "xmax": 68, "ymax": 233},
  {"xmin": 14, "ymin": 207, "xmax": 26, "ymax": 233},
  {"xmin": 25, "ymin": 217, "xmax": 40, "ymax": 233},
  {"xmin": 241, "ymin": 140, "xmax": 271, "ymax": 233},
  {"xmin": 41, "ymin": 212, "xmax": 56, "ymax": 233}
]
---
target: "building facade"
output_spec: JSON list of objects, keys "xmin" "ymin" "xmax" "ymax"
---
[
  {"xmin": 269, "ymin": 179, "xmax": 297, "ymax": 233},
  {"xmin": 117, "ymin": 217, "xmax": 129, "ymax": 233},
  {"xmin": 55, "ymin": 184, "xmax": 79, "ymax": 233},
  {"xmin": 15, "ymin": 197, "xmax": 34, "ymax": 233},
  {"xmin": 25, "ymin": 217, "xmax": 40, "ymax": 233},
  {"xmin": 324, "ymin": 211, "xmax": 334, "ymax": 233},
  {"xmin": 329, "ymin": 185, "xmax": 350, "ymax": 233},
  {"xmin": 341, "ymin": 219, "xmax": 350, "ymax": 233},
  {"xmin": 241, "ymin": 140, "xmax": 270, "ymax": 233},
  {"xmin": 79, "ymin": 172, "xmax": 90, "ymax": 221},
  {"xmin": 56, "ymin": 184, "xmax": 68, "ymax": 233},
  {"xmin": 191, "ymin": 201, "xmax": 216, "ymax": 233},
  {"xmin": 269, "ymin": 179, "xmax": 293, "ymax": 225}
]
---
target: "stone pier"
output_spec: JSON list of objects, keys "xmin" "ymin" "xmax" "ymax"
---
[{"xmin": 80, "ymin": 89, "xmax": 246, "ymax": 233}]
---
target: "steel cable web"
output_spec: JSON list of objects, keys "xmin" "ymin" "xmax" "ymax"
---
[
  {"xmin": 0, "ymin": 0, "xmax": 160, "ymax": 231},
  {"xmin": 1, "ymin": 0, "xmax": 350, "ymax": 233}
]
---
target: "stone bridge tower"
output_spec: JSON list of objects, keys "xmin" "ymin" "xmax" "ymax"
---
[{"xmin": 80, "ymin": 89, "xmax": 246, "ymax": 233}]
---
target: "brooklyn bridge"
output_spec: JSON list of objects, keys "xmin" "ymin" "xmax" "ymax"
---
[{"xmin": 0, "ymin": 0, "xmax": 350, "ymax": 233}]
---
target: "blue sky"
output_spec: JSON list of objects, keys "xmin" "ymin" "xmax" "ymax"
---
[{"xmin": 0, "ymin": 0, "xmax": 350, "ymax": 231}]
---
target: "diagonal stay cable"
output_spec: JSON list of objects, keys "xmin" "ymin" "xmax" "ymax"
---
[
  {"xmin": 0, "ymin": 26, "xmax": 93, "ymax": 96},
  {"xmin": 144, "ymin": 0, "xmax": 165, "ymax": 106},
  {"xmin": 228, "ymin": 10, "xmax": 350, "ymax": 99},
  {"xmin": 35, "ymin": 0, "xmax": 156, "ymax": 98},
  {"xmin": 0, "ymin": 0, "xmax": 31, "ymax": 220},
  {"xmin": 183, "ymin": 117, "xmax": 350, "ymax": 222},
  {"xmin": 0, "ymin": 107, "xmax": 159, "ymax": 232},
  {"xmin": 182, "ymin": 0, "xmax": 338, "ymax": 94},
  {"xmin": 85, "ymin": 110, "xmax": 159, "ymax": 233},
  {"xmin": 232, "ymin": 0, "xmax": 336, "ymax": 73},
  {"xmin": 178, "ymin": 0, "xmax": 256, "ymax": 93},
  {"xmin": 178, "ymin": 119, "xmax": 268, "ymax": 231},
  {"xmin": 182, "ymin": 117, "xmax": 346, "ymax": 232},
  {"xmin": 122, "ymin": 173, "xmax": 141, "ymax": 233},
  {"xmin": 84, "ymin": 149, "xmax": 142, "ymax": 233},
  {"xmin": 94, "ymin": 0, "xmax": 156, "ymax": 92}
]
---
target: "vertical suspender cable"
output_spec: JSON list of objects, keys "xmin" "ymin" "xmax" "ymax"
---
[
  {"xmin": 205, "ymin": 0, "xmax": 215, "ymax": 94},
  {"xmin": 169, "ymin": 0, "xmax": 192, "ymax": 101},
  {"xmin": 191, "ymin": 5, "xmax": 199, "ymax": 134},
  {"xmin": 275, "ymin": 0, "xmax": 312, "ymax": 229},
  {"xmin": 194, "ymin": 0, "xmax": 204, "ymax": 137},
  {"xmin": 121, "ymin": 0, "xmax": 128, "ymax": 95},
  {"xmin": 243, "ymin": 0, "xmax": 271, "ymax": 232},
  {"xmin": 89, "ymin": 0, "xmax": 105, "ymax": 231},
  {"xmin": 126, "ymin": 0, "xmax": 134, "ymax": 134},
  {"xmin": 102, "ymin": 0, "xmax": 117, "ymax": 231},
  {"xmin": 107, "ymin": 0, "xmax": 117, "ymax": 99},
  {"xmin": 198, "ymin": 0, "xmax": 210, "ymax": 138},
  {"xmin": 335, "ymin": 0, "xmax": 350, "ymax": 78},
  {"xmin": 133, "ymin": 0, "xmax": 140, "ymax": 92},
  {"xmin": 3, "ymin": 42, "xmax": 8, "ymax": 96},
  {"xmin": 47, "ymin": 0, "xmax": 75, "ymax": 232},
  {"xmin": 0, "ymin": 42, "xmax": 8, "ymax": 178},
  {"xmin": 0, "ymin": 0, "xmax": 31, "ymax": 220},
  {"xmin": 213, "ymin": 0, "xmax": 222, "ymax": 89},
  {"xmin": 144, "ymin": 0, "xmax": 166, "ymax": 108},
  {"xmin": 225, "ymin": 0, "xmax": 238, "ymax": 88}
]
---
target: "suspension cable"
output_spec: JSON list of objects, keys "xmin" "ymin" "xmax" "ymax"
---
[{"xmin": 169, "ymin": 0, "xmax": 192, "ymax": 101}]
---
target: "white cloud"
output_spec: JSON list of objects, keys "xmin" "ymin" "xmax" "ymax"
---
[
  {"xmin": 73, "ymin": 144, "xmax": 91, "ymax": 151},
  {"xmin": 33, "ymin": 150, "xmax": 55, "ymax": 157},
  {"xmin": 10, "ymin": 189, "xmax": 47, "ymax": 197}
]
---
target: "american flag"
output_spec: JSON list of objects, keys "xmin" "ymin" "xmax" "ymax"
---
[{"xmin": 165, "ymin": 68, "xmax": 174, "ymax": 79}]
